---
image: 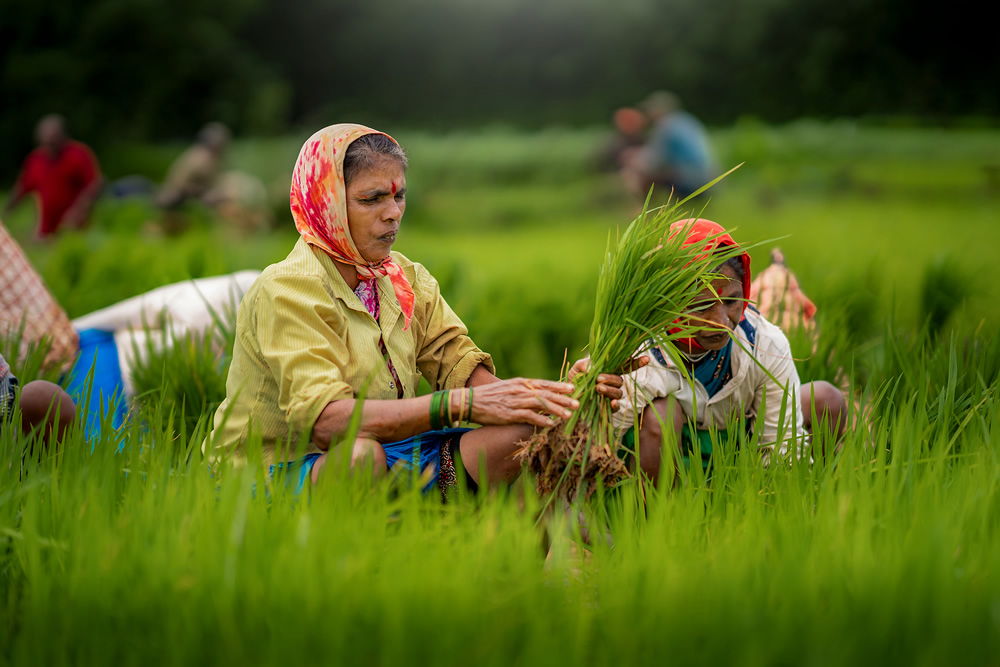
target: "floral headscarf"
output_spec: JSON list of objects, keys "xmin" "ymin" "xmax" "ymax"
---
[{"xmin": 290, "ymin": 123, "xmax": 415, "ymax": 330}]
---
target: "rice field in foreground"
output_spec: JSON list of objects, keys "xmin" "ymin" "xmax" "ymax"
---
[
  {"xmin": 2, "ymin": 327, "xmax": 998, "ymax": 666},
  {"xmin": 1, "ymin": 123, "xmax": 999, "ymax": 665}
]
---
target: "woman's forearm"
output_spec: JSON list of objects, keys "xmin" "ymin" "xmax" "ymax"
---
[
  {"xmin": 312, "ymin": 387, "xmax": 476, "ymax": 449},
  {"xmin": 312, "ymin": 364, "xmax": 579, "ymax": 449},
  {"xmin": 312, "ymin": 364, "xmax": 496, "ymax": 449},
  {"xmin": 312, "ymin": 395, "xmax": 436, "ymax": 450}
]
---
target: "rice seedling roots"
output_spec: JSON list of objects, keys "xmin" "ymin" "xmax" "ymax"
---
[{"xmin": 515, "ymin": 420, "xmax": 630, "ymax": 500}]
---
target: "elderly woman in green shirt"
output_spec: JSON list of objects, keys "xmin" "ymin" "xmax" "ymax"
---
[{"xmin": 207, "ymin": 124, "xmax": 624, "ymax": 493}]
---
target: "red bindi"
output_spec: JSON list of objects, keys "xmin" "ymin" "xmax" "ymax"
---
[{"xmin": 391, "ymin": 181, "xmax": 397, "ymax": 195}]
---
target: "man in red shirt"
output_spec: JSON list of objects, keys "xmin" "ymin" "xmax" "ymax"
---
[{"xmin": 3, "ymin": 115, "xmax": 103, "ymax": 239}]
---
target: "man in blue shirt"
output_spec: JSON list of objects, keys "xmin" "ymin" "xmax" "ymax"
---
[{"xmin": 625, "ymin": 91, "xmax": 718, "ymax": 200}]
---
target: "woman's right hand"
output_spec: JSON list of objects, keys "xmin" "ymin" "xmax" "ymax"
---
[
  {"xmin": 568, "ymin": 355, "xmax": 650, "ymax": 411},
  {"xmin": 469, "ymin": 377, "xmax": 578, "ymax": 429}
]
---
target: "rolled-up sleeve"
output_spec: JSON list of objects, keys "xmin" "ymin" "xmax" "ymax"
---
[
  {"xmin": 254, "ymin": 275, "xmax": 354, "ymax": 436},
  {"xmin": 412, "ymin": 266, "xmax": 494, "ymax": 390}
]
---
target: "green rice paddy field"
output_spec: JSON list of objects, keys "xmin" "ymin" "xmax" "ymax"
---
[{"xmin": 2, "ymin": 123, "xmax": 999, "ymax": 665}]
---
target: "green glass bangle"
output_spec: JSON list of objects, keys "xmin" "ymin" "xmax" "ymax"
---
[
  {"xmin": 439, "ymin": 389, "xmax": 451, "ymax": 431},
  {"xmin": 442, "ymin": 389, "xmax": 452, "ymax": 430},
  {"xmin": 430, "ymin": 390, "xmax": 445, "ymax": 431}
]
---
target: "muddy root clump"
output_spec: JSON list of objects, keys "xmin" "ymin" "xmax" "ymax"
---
[{"xmin": 514, "ymin": 419, "xmax": 630, "ymax": 500}]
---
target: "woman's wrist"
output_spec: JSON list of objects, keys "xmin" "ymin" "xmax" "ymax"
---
[
  {"xmin": 444, "ymin": 388, "xmax": 472, "ymax": 427},
  {"xmin": 430, "ymin": 390, "xmax": 448, "ymax": 430}
]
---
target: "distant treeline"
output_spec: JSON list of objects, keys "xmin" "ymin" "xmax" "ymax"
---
[{"xmin": 1, "ymin": 0, "xmax": 994, "ymax": 173}]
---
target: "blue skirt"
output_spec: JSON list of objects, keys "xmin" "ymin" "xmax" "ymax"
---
[
  {"xmin": 65, "ymin": 328, "xmax": 128, "ymax": 440},
  {"xmin": 270, "ymin": 427, "xmax": 472, "ymax": 493}
]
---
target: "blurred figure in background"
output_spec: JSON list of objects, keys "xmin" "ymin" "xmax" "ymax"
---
[
  {"xmin": 154, "ymin": 122, "xmax": 270, "ymax": 234},
  {"xmin": 749, "ymin": 248, "xmax": 818, "ymax": 335},
  {"xmin": 156, "ymin": 122, "xmax": 232, "ymax": 211},
  {"xmin": 623, "ymin": 91, "xmax": 718, "ymax": 200},
  {"xmin": 594, "ymin": 107, "xmax": 647, "ymax": 172},
  {"xmin": 2, "ymin": 114, "xmax": 103, "ymax": 239}
]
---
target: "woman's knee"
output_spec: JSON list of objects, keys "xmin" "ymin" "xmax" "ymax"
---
[
  {"xmin": 313, "ymin": 437, "xmax": 388, "ymax": 485},
  {"xmin": 636, "ymin": 398, "xmax": 684, "ymax": 479},
  {"xmin": 638, "ymin": 398, "xmax": 683, "ymax": 444},
  {"xmin": 351, "ymin": 437, "xmax": 387, "ymax": 473},
  {"xmin": 458, "ymin": 424, "xmax": 527, "ymax": 487},
  {"xmin": 18, "ymin": 380, "xmax": 76, "ymax": 443},
  {"xmin": 801, "ymin": 381, "xmax": 847, "ymax": 436}
]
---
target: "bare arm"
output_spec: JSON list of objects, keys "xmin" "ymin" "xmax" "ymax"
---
[
  {"xmin": 466, "ymin": 362, "xmax": 501, "ymax": 387},
  {"xmin": 2, "ymin": 179, "xmax": 28, "ymax": 217},
  {"xmin": 311, "ymin": 374, "xmax": 578, "ymax": 450},
  {"xmin": 63, "ymin": 174, "xmax": 104, "ymax": 229},
  {"xmin": 312, "ymin": 394, "xmax": 436, "ymax": 449}
]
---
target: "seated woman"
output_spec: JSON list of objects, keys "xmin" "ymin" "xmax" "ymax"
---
[
  {"xmin": 205, "ymin": 124, "xmax": 607, "ymax": 493},
  {"xmin": 3, "ymin": 217, "xmax": 259, "ymax": 439},
  {"xmin": 587, "ymin": 219, "xmax": 846, "ymax": 486}
]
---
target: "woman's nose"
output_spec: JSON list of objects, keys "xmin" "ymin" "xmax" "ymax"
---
[
  {"xmin": 703, "ymin": 303, "xmax": 729, "ymax": 327},
  {"xmin": 384, "ymin": 199, "xmax": 402, "ymax": 221}
]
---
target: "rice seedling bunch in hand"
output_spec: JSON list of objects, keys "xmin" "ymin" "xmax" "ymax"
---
[{"xmin": 516, "ymin": 185, "xmax": 745, "ymax": 501}]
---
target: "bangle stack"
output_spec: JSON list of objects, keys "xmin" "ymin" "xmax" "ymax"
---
[
  {"xmin": 429, "ymin": 388, "xmax": 474, "ymax": 430},
  {"xmin": 430, "ymin": 390, "xmax": 446, "ymax": 430}
]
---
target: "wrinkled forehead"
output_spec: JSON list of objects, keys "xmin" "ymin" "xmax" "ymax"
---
[
  {"xmin": 345, "ymin": 158, "xmax": 407, "ymax": 188},
  {"xmin": 694, "ymin": 265, "xmax": 741, "ymax": 298}
]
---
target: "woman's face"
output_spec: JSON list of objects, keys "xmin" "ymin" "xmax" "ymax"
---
[
  {"xmin": 682, "ymin": 263, "xmax": 744, "ymax": 351},
  {"xmin": 345, "ymin": 158, "xmax": 407, "ymax": 264}
]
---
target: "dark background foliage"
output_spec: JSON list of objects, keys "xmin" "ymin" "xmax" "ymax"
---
[{"xmin": 0, "ymin": 0, "xmax": 994, "ymax": 178}]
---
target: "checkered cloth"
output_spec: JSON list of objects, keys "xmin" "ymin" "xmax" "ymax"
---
[
  {"xmin": 0, "ymin": 353, "xmax": 17, "ymax": 420},
  {"xmin": 0, "ymin": 222, "xmax": 79, "ymax": 370}
]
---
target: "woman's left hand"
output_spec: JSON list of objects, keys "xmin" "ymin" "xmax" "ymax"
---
[{"xmin": 568, "ymin": 355, "xmax": 650, "ymax": 411}]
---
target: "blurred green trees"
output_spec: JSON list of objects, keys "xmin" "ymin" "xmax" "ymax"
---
[{"xmin": 1, "ymin": 0, "xmax": 994, "ymax": 178}]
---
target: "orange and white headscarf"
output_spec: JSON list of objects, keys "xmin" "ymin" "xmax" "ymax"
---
[
  {"xmin": 668, "ymin": 218, "xmax": 752, "ymax": 351},
  {"xmin": 290, "ymin": 123, "xmax": 415, "ymax": 330}
]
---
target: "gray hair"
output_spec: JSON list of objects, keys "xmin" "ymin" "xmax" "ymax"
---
[{"xmin": 343, "ymin": 133, "xmax": 408, "ymax": 186}]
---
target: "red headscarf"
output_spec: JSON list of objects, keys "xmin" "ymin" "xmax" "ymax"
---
[
  {"xmin": 290, "ymin": 124, "xmax": 415, "ymax": 330},
  {"xmin": 668, "ymin": 218, "xmax": 752, "ymax": 349}
]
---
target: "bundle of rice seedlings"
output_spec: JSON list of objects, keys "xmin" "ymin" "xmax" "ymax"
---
[{"xmin": 516, "ymin": 176, "xmax": 745, "ymax": 501}]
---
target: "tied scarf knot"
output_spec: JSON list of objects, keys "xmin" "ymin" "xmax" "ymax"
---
[{"xmin": 356, "ymin": 258, "xmax": 416, "ymax": 327}]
